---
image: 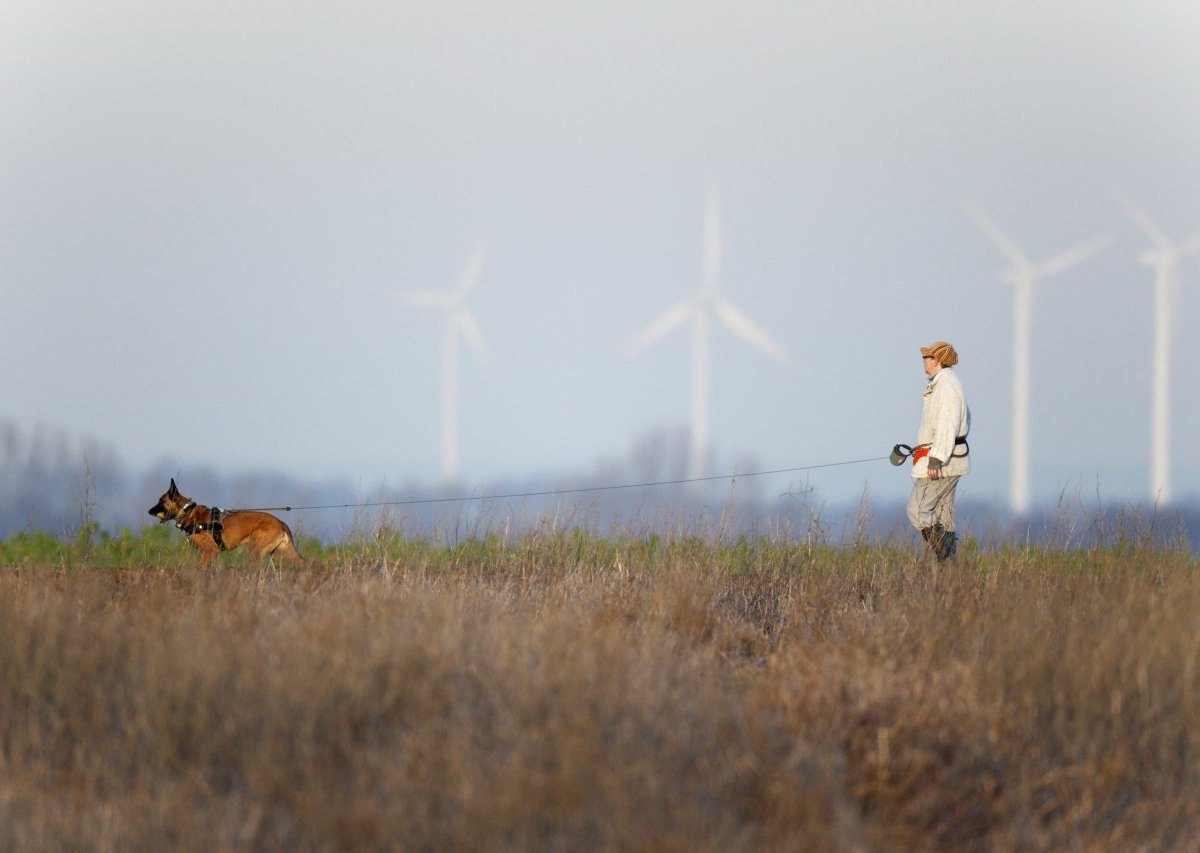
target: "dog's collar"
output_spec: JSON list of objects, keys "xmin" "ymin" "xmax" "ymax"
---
[{"xmin": 175, "ymin": 501, "xmax": 196, "ymax": 528}]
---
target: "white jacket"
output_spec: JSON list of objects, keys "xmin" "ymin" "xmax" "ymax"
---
[{"xmin": 911, "ymin": 367, "xmax": 971, "ymax": 479}]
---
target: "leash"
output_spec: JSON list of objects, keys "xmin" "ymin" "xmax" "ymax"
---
[{"xmin": 233, "ymin": 454, "xmax": 891, "ymax": 514}]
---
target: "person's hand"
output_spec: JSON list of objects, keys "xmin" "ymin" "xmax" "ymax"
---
[{"xmin": 928, "ymin": 468, "xmax": 939, "ymax": 480}]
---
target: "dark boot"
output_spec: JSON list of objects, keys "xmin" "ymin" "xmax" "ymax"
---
[
  {"xmin": 936, "ymin": 529, "xmax": 957, "ymax": 562},
  {"xmin": 921, "ymin": 525, "xmax": 957, "ymax": 562},
  {"xmin": 920, "ymin": 526, "xmax": 937, "ymax": 557}
]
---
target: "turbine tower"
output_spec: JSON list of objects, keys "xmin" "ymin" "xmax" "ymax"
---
[
  {"xmin": 396, "ymin": 241, "xmax": 489, "ymax": 483},
  {"xmin": 628, "ymin": 183, "xmax": 789, "ymax": 481},
  {"xmin": 1116, "ymin": 191, "xmax": 1200, "ymax": 505},
  {"xmin": 966, "ymin": 206, "xmax": 1109, "ymax": 516}
]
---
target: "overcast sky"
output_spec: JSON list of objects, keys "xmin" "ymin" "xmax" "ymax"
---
[{"xmin": 3, "ymin": 1, "xmax": 1199, "ymax": 513}]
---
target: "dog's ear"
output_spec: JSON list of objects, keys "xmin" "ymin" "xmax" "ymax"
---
[{"xmin": 169, "ymin": 478, "xmax": 179, "ymax": 497}]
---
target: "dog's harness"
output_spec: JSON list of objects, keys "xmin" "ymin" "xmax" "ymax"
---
[{"xmin": 176, "ymin": 502, "xmax": 229, "ymax": 551}]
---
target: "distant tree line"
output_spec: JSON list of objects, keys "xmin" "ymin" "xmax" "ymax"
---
[
  {"xmin": 2, "ymin": 419, "xmax": 1197, "ymax": 549},
  {"xmin": 0, "ymin": 420, "xmax": 122, "ymax": 538},
  {"xmin": 0, "ymin": 421, "xmax": 797, "ymax": 543},
  {"xmin": 0, "ymin": 420, "xmax": 330, "ymax": 541}
]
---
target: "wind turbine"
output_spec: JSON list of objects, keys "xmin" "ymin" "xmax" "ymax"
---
[
  {"xmin": 628, "ymin": 183, "xmax": 789, "ymax": 481},
  {"xmin": 966, "ymin": 206, "xmax": 1109, "ymax": 516},
  {"xmin": 396, "ymin": 241, "xmax": 489, "ymax": 483},
  {"xmin": 1115, "ymin": 191, "xmax": 1200, "ymax": 505}
]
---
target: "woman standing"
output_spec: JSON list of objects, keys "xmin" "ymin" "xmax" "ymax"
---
[{"xmin": 907, "ymin": 341, "xmax": 971, "ymax": 561}]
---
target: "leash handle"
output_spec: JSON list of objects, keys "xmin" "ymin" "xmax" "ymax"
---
[{"xmin": 890, "ymin": 444, "xmax": 913, "ymax": 466}]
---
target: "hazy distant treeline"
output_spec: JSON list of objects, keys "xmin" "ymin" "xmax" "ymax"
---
[
  {"xmin": 0, "ymin": 421, "xmax": 121, "ymax": 538},
  {"xmin": 3, "ymin": 419, "xmax": 1197, "ymax": 549},
  {"xmin": 0, "ymin": 420, "xmax": 336, "ymax": 541},
  {"xmin": 0, "ymin": 421, "xmax": 783, "ymax": 543}
]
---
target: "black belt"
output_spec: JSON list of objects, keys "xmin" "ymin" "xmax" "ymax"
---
[{"xmin": 890, "ymin": 436, "xmax": 970, "ymax": 465}]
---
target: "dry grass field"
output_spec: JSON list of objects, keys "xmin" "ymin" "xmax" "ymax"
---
[{"xmin": 2, "ymin": 525, "xmax": 1198, "ymax": 850}]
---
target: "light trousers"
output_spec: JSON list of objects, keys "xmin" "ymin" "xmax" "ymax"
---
[{"xmin": 907, "ymin": 475, "xmax": 961, "ymax": 532}]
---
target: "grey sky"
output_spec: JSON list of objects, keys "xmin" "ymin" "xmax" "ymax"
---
[{"xmin": 3, "ymin": 1, "xmax": 1199, "ymax": 511}]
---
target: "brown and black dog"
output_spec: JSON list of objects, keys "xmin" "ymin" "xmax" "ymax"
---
[{"xmin": 148, "ymin": 478, "xmax": 303, "ymax": 565}]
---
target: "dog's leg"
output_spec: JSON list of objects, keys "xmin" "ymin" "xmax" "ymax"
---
[
  {"xmin": 266, "ymin": 532, "xmax": 304, "ymax": 565},
  {"xmin": 250, "ymin": 537, "xmax": 282, "ymax": 563},
  {"xmin": 192, "ymin": 536, "xmax": 221, "ymax": 565}
]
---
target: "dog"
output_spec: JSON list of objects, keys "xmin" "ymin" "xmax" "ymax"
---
[{"xmin": 148, "ymin": 478, "xmax": 303, "ymax": 565}]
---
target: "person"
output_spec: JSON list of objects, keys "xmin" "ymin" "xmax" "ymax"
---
[{"xmin": 907, "ymin": 341, "xmax": 970, "ymax": 561}]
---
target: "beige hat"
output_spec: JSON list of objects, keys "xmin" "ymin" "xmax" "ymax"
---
[{"xmin": 920, "ymin": 341, "xmax": 958, "ymax": 366}]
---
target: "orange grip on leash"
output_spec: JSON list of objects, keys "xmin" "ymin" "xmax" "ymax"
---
[{"xmin": 911, "ymin": 446, "xmax": 930, "ymax": 466}]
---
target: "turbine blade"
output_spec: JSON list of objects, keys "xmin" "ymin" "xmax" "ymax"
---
[
  {"xmin": 1115, "ymin": 189, "xmax": 1171, "ymax": 250},
  {"xmin": 396, "ymin": 291, "xmax": 453, "ymax": 309},
  {"xmin": 1035, "ymin": 234, "xmax": 1110, "ymax": 278},
  {"xmin": 455, "ymin": 311, "xmax": 489, "ymax": 357},
  {"xmin": 1177, "ymin": 229, "xmax": 1200, "ymax": 258},
  {"xmin": 627, "ymin": 303, "xmax": 692, "ymax": 353},
  {"xmin": 713, "ymin": 299, "xmax": 790, "ymax": 364},
  {"xmin": 455, "ymin": 241, "xmax": 488, "ymax": 297},
  {"xmin": 964, "ymin": 203, "xmax": 1031, "ymax": 272},
  {"xmin": 703, "ymin": 182, "xmax": 721, "ymax": 296}
]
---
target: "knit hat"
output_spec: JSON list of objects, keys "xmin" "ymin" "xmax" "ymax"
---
[{"xmin": 920, "ymin": 341, "xmax": 958, "ymax": 366}]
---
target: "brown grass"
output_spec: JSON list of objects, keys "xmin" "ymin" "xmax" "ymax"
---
[{"xmin": 1, "ymin": 532, "xmax": 1198, "ymax": 850}]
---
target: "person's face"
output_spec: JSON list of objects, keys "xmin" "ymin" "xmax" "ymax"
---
[{"xmin": 923, "ymin": 354, "xmax": 941, "ymax": 378}]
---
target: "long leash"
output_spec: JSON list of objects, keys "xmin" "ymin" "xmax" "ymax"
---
[{"xmin": 233, "ymin": 454, "xmax": 890, "ymax": 513}]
